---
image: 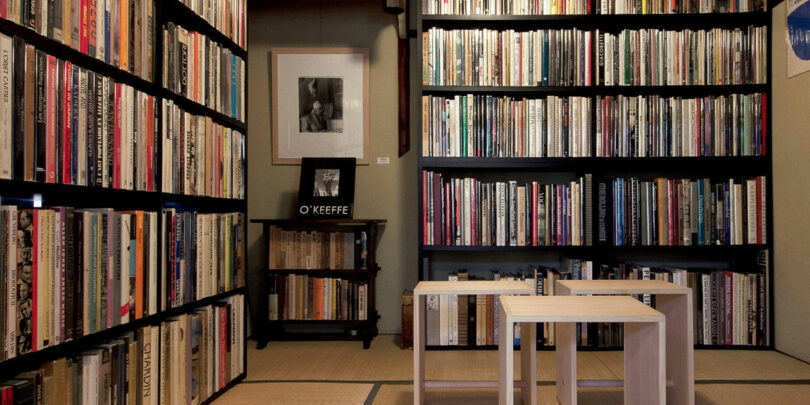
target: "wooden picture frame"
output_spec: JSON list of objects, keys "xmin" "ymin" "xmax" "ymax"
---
[{"xmin": 271, "ymin": 47, "xmax": 370, "ymax": 164}]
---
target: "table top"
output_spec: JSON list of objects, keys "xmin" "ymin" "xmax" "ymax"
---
[
  {"xmin": 498, "ymin": 295, "xmax": 664, "ymax": 323},
  {"xmin": 556, "ymin": 279, "xmax": 690, "ymax": 295},
  {"xmin": 413, "ymin": 280, "xmax": 535, "ymax": 295}
]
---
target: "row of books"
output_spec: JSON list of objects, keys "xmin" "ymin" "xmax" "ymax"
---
[
  {"xmin": 421, "ymin": 0, "xmax": 766, "ymax": 14},
  {"xmin": 266, "ymin": 274, "xmax": 369, "ymax": 322},
  {"xmin": 595, "ymin": 93, "xmax": 767, "ymax": 157},
  {"xmin": 0, "ymin": 295, "xmax": 245, "ymax": 405},
  {"xmin": 176, "ymin": 0, "xmax": 247, "ymax": 49},
  {"xmin": 0, "ymin": 0, "xmax": 156, "ymax": 81},
  {"xmin": 160, "ymin": 99, "xmax": 246, "ymax": 199},
  {"xmin": 596, "ymin": 0, "xmax": 767, "ymax": 14},
  {"xmin": 266, "ymin": 227, "xmax": 370, "ymax": 271},
  {"xmin": 597, "ymin": 176, "xmax": 767, "ymax": 246},
  {"xmin": 0, "ymin": 205, "xmax": 245, "ymax": 362},
  {"xmin": 421, "ymin": 95, "xmax": 592, "ymax": 158},
  {"xmin": 595, "ymin": 26, "xmax": 768, "ymax": 86},
  {"xmin": 162, "ymin": 22, "xmax": 246, "ymax": 123},
  {"xmin": 0, "ymin": 34, "xmax": 158, "ymax": 191},
  {"xmin": 425, "ymin": 254, "xmax": 769, "ymax": 347},
  {"xmin": 422, "ymin": 0, "xmax": 589, "ymax": 15},
  {"xmin": 423, "ymin": 28, "xmax": 593, "ymax": 86},
  {"xmin": 422, "ymin": 172, "xmax": 593, "ymax": 246},
  {"xmin": 161, "ymin": 210, "xmax": 245, "ymax": 310},
  {"xmin": 0, "ymin": 206, "xmax": 160, "ymax": 360}
]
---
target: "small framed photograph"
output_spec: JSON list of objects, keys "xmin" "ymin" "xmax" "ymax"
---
[
  {"xmin": 296, "ymin": 158, "xmax": 356, "ymax": 218},
  {"xmin": 271, "ymin": 48, "xmax": 370, "ymax": 164}
]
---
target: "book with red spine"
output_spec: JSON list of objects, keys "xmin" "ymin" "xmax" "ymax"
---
[
  {"xmin": 80, "ymin": 0, "xmax": 89, "ymax": 54},
  {"xmin": 46, "ymin": 55, "xmax": 57, "ymax": 184},
  {"xmin": 63, "ymin": 61, "xmax": 73, "ymax": 184},
  {"xmin": 219, "ymin": 305, "xmax": 227, "ymax": 388},
  {"xmin": 444, "ymin": 182, "xmax": 450, "ymax": 245}
]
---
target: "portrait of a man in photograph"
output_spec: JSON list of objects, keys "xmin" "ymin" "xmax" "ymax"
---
[
  {"xmin": 299, "ymin": 77, "xmax": 344, "ymax": 133},
  {"xmin": 313, "ymin": 169, "xmax": 340, "ymax": 197}
]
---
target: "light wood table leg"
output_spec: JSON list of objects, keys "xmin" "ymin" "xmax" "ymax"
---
[
  {"xmin": 520, "ymin": 322, "xmax": 536, "ymax": 405},
  {"xmin": 624, "ymin": 321, "xmax": 665, "ymax": 405},
  {"xmin": 656, "ymin": 293, "xmax": 695, "ymax": 405},
  {"xmin": 414, "ymin": 294, "xmax": 425, "ymax": 405},
  {"xmin": 499, "ymin": 309, "xmax": 514, "ymax": 405},
  {"xmin": 555, "ymin": 322, "xmax": 577, "ymax": 405}
]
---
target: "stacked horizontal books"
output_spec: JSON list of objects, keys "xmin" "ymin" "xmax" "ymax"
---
[
  {"xmin": 423, "ymin": 28, "xmax": 593, "ymax": 86},
  {"xmin": 595, "ymin": 93, "xmax": 767, "ymax": 157},
  {"xmin": 0, "ymin": 0, "xmax": 156, "ymax": 81},
  {"xmin": 174, "ymin": 0, "xmax": 247, "ymax": 49},
  {"xmin": 160, "ymin": 99, "xmax": 246, "ymax": 199},
  {"xmin": 266, "ymin": 227, "xmax": 370, "ymax": 270},
  {"xmin": 162, "ymin": 22, "xmax": 245, "ymax": 122},
  {"xmin": 595, "ymin": 0, "xmax": 767, "ymax": 14},
  {"xmin": 0, "ymin": 295, "xmax": 244, "ymax": 405},
  {"xmin": 422, "ymin": 172, "xmax": 593, "ymax": 246},
  {"xmin": 422, "ymin": 95, "xmax": 592, "ymax": 157},
  {"xmin": 598, "ymin": 176, "xmax": 767, "ymax": 246},
  {"xmin": 422, "ymin": 0, "xmax": 590, "ymax": 14},
  {"xmin": 595, "ymin": 26, "xmax": 768, "ymax": 86},
  {"xmin": 161, "ymin": 210, "xmax": 245, "ymax": 310},
  {"xmin": 266, "ymin": 275, "xmax": 369, "ymax": 322},
  {"xmin": 0, "ymin": 205, "xmax": 160, "ymax": 359},
  {"xmin": 0, "ymin": 34, "xmax": 158, "ymax": 190}
]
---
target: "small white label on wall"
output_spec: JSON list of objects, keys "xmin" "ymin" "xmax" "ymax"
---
[{"xmin": 377, "ymin": 157, "xmax": 390, "ymax": 165}]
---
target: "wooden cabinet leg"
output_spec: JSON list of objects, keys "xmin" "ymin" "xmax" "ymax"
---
[
  {"xmin": 556, "ymin": 322, "xmax": 577, "ymax": 405},
  {"xmin": 624, "ymin": 321, "xmax": 665, "ymax": 405}
]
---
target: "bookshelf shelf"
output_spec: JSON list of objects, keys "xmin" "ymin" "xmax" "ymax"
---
[
  {"xmin": 415, "ymin": 2, "xmax": 773, "ymax": 350},
  {"xmin": 164, "ymin": 0, "xmax": 247, "ymax": 58},
  {"xmin": 419, "ymin": 156, "xmax": 768, "ymax": 173},
  {"xmin": 422, "ymin": 84, "xmax": 767, "ymax": 97},
  {"xmin": 263, "ymin": 266, "xmax": 381, "ymax": 277},
  {"xmin": 0, "ymin": 179, "xmax": 247, "ymax": 211},
  {"xmin": 421, "ymin": 11, "xmax": 767, "ymax": 29},
  {"xmin": 159, "ymin": 88, "xmax": 247, "ymax": 131},
  {"xmin": 0, "ymin": 287, "xmax": 246, "ymax": 381}
]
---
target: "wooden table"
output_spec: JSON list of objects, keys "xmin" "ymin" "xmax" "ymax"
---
[
  {"xmin": 556, "ymin": 280, "xmax": 694, "ymax": 405},
  {"xmin": 413, "ymin": 280, "xmax": 535, "ymax": 405},
  {"xmin": 498, "ymin": 295, "xmax": 665, "ymax": 405}
]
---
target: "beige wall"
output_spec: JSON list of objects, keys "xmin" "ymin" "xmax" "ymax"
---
[
  {"xmin": 772, "ymin": 3, "xmax": 810, "ymax": 362},
  {"xmin": 246, "ymin": 0, "xmax": 418, "ymax": 334}
]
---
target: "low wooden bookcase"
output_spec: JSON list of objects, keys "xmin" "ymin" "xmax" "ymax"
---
[{"xmin": 253, "ymin": 219, "xmax": 385, "ymax": 349}]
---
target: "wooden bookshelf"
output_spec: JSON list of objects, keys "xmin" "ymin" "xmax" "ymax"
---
[
  {"xmin": 253, "ymin": 219, "xmax": 386, "ymax": 349},
  {"xmin": 414, "ymin": 3, "xmax": 773, "ymax": 350},
  {"xmin": 0, "ymin": 0, "xmax": 249, "ymax": 400}
]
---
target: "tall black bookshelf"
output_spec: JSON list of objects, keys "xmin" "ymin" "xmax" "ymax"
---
[
  {"xmin": 0, "ymin": 0, "xmax": 249, "ymax": 402},
  {"xmin": 415, "ymin": 4, "xmax": 773, "ymax": 350}
]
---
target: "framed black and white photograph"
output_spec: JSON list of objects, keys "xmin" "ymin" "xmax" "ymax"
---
[
  {"xmin": 272, "ymin": 48, "xmax": 369, "ymax": 164},
  {"xmin": 297, "ymin": 158, "xmax": 356, "ymax": 218}
]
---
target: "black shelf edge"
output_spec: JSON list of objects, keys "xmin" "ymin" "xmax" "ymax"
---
[
  {"xmin": 422, "ymin": 84, "xmax": 767, "ymax": 96},
  {"xmin": 425, "ymin": 344, "xmax": 771, "ymax": 350},
  {"xmin": 163, "ymin": 0, "xmax": 247, "ymax": 59},
  {"xmin": 160, "ymin": 88, "xmax": 247, "ymax": 131},
  {"xmin": 418, "ymin": 156, "xmax": 768, "ymax": 172},
  {"xmin": 0, "ymin": 179, "xmax": 246, "ymax": 211},
  {"xmin": 263, "ymin": 266, "xmax": 380, "ymax": 277},
  {"xmin": 0, "ymin": 288, "xmax": 246, "ymax": 378},
  {"xmin": 265, "ymin": 319, "xmax": 376, "ymax": 325},
  {"xmin": 422, "ymin": 244, "xmax": 768, "ymax": 252},
  {"xmin": 200, "ymin": 373, "xmax": 247, "ymax": 405},
  {"xmin": 421, "ymin": 12, "xmax": 767, "ymax": 29},
  {"xmin": 0, "ymin": 17, "xmax": 154, "ymax": 95}
]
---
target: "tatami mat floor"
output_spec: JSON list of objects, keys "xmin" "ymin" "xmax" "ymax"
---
[{"xmin": 213, "ymin": 335, "xmax": 810, "ymax": 404}]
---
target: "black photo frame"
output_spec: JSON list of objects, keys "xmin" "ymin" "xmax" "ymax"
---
[{"xmin": 296, "ymin": 157, "xmax": 356, "ymax": 218}]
